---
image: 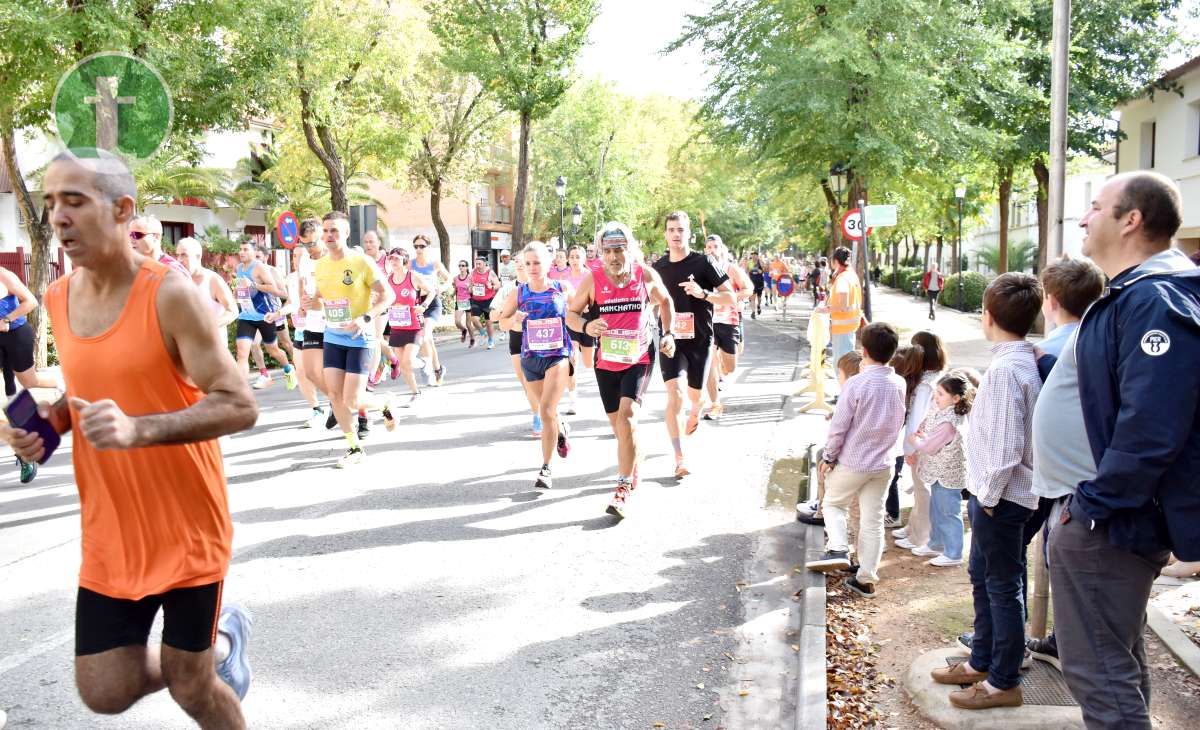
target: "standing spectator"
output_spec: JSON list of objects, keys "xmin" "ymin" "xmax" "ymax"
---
[
  {"xmin": 818, "ymin": 247, "xmax": 862, "ymax": 364},
  {"xmin": 922, "ymin": 263, "xmax": 944, "ymax": 320},
  {"xmin": 907, "ymin": 370, "xmax": 975, "ymax": 566},
  {"xmin": 894, "ymin": 331, "xmax": 949, "ymax": 539},
  {"xmin": 1043, "ymin": 171, "xmax": 1199, "ymax": 729},
  {"xmin": 886, "ymin": 346, "xmax": 928, "ymax": 539},
  {"xmin": 805, "ymin": 322, "xmax": 907, "ymax": 598},
  {"xmin": 931, "ymin": 272, "xmax": 1043, "ymax": 710}
]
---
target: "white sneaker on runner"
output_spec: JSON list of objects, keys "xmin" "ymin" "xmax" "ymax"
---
[{"xmin": 252, "ymin": 374, "xmax": 271, "ymax": 390}]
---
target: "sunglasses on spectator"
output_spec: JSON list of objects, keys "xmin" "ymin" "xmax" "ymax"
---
[{"xmin": 129, "ymin": 231, "xmax": 157, "ymax": 240}]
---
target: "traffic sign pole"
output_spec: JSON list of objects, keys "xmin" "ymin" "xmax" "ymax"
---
[{"xmin": 859, "ymin": 197, "xmax": 873, "ymax": 322}]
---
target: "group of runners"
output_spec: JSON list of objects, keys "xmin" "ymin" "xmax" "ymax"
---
[{"xmin": 0, "ymin": 150, "xmax": 778, "ymax": 727}]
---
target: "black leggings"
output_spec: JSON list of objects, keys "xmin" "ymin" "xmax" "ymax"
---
[
  {"xmin": 0, "ymin": 322, "xmax": 35, "ymax": 396},
  {"xmin": 886, "ymin": 455, "xmax": 904, "ymax": 519}
]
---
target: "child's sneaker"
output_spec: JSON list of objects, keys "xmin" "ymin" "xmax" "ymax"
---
[{"xmin": 806, "ymin": 550, "xmax": 851, "ymax": 572}]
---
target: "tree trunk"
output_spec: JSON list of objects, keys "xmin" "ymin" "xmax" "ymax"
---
[
  {"xmin": 821, "ymin": 178, "xmax": 840, "ymax": 258},
  {"xmin": 1033, "ymin": 158, "xmax": 1050, "ymax": 274},
  {"xmin": 891, "ymin": 239, "xmax": 899, "ymax": 287},
  {"xmin": 430, "ymin": 177, "xmax": 451, "ymax": 266},
  {"xmin": 2, "ymin": 121, "xmax": 52, "ymax": 368},
  {"xmin": 997, "ymin": 164, "xmax": 1013, "ymax": 274},
  {"xmin": 297, "ymin": 62, "xmax": 348, "ymax": 214},
  {"xmin": 922, "ymin": 240, "xmax": 930, "ymax": 270},
  {"xmin": 935, "ymin": 234, "xmax": 944, "ymax": 271},
  {"xmin": 511, "ymin": 109, "xmax": 532, "ymax": 248}
]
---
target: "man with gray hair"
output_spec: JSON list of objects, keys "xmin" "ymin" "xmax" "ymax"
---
[
  {"xmin": 174, "ymin": 237, "xmax": 237, "ymax": 331},
  {"xmin": 129, "ymin": 214, "xmax": 188, "ymax": 277},
  {"xmin": 1040, "ymin": 171, "xmax": 1200, "ymax": 728}
]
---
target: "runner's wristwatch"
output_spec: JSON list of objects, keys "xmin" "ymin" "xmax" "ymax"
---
[{"xmin": 362, "ymin": 314, "xmax": 373, "ymax": 323}]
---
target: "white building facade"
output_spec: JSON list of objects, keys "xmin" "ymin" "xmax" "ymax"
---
[
  {"xmin": 1115, "ymin": 55, "xmax": 1200, "ymax": 256},
  {"xmin": 965, "ymin": 160, "xmax": 1113, "ymax": 273}
]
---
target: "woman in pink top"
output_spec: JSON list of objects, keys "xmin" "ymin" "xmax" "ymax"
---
[
  {"xmin": 561, "ymin": 246, "xmax": 594, "ymax": 414},
  {"xmin": 453, "ymin": 260, "xmax": 473, "ymax": 345},
  {"xmin": 385, "ymin": 247, "xmax": 434, "ymax": 408}
]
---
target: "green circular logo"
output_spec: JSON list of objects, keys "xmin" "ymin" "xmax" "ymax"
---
[{"xmin": 52, "ymin": 52, "xmax": 173, "ymax": 160}]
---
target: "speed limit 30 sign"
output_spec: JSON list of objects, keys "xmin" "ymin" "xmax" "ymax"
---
[{"xmin": 841, "ymin": 208, "xmax": 873, "ymax": 241}]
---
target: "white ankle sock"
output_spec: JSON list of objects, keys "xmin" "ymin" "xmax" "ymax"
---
[{"xmin": 215, "ymin": 632, "xmax": 232, "ymax": 663}]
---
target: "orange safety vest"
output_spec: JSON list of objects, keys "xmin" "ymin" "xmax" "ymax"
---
[{"xmin": 829, "ymin": 268, "xmax": 863, "ymax": 335}]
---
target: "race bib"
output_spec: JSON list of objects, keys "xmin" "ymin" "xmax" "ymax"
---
[
  {"xmin": 389, "ymin": 305, "xmax": 413, "ymax": 328},
  {"xmin": 600, "ymin": 329, "xmax": 640, "ymax": 364},
  {"xmin": 525, "ymin": 317, "xmax": 564, "ymax": 351},
  {"xmin": 673, "ymin": 312, "xmax": 695, "ymax": 339},
  {"xmin": 236, "ymin": 284, "xmax": 253, "ymax": 312},
  {"xmin": 325, "ymin": 297, "xmax": 352, "ymax": 325},
  {"xmin": 471, "ymin": 283, "xmax": 486, "ymax": 297}
]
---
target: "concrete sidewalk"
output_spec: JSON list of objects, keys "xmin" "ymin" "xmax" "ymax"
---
[{"xmin": 868, "ymin": 285, "xmax": 994, "ymax": 372}]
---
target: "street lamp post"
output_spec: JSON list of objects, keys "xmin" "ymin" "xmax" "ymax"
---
[
  {"xmin": 555, "ymin": 176, "xmax": 567, "ymax": 250},
  {"xmin": 571, "ymin": 203, "xmax": 582, "ymax": 246},
  {"xmin": 829, "ymin": 164, "xmax": 847, "ymax": 254},
  {"xmin": 955, "ymin": 182, "xmax": 967, "ymax": 311}
]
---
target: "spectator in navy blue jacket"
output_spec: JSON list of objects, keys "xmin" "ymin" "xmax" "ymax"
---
[{"xmin": 1038, "ymin": 171, "xmax": 1199, "ymax": 730}]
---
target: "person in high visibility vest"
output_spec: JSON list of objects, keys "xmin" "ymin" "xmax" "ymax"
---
[{"xmin": 816, "ymin": 246, "xmax": 862, "ymax": 364}]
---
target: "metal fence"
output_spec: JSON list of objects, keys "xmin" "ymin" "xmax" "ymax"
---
[{"xmin": 0, "ymin": 247, "xmax": 66, "ymax": 286}]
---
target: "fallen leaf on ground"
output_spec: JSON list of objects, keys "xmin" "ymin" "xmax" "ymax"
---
[
  {"xmin": 738, "ymin": 690, "xmax": 750, "ymax": 697},
  {"xmin": 791, "ymin": 644, "xmax": 801, "ymax": 651}
]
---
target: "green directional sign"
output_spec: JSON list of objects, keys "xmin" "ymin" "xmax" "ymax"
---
[
  {"xmin": 52, "ymin": 52, "xmax": 173, "ymax": 160},
  {"xmin": 864, "ymin": 204, "xmax": 898, "ymax": 227}
]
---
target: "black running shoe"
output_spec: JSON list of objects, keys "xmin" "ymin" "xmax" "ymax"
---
[
  {"xmin": 534, "ymin": 465, "xmax": 552, "ymax": 489},
  {"xmin": 845, "ymin": 577, "xmax": 876, "ymax": 598},
  {"xmin": 325, "ymin": 410, "xmax": 338, "ymax": 430},
  {"xmin": 357, "ymin": 416, "xmax": 369, "ymax": 440}
]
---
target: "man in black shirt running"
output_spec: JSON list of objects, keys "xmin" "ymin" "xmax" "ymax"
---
[{"xmin": 652, "ymin": 211, "xmax": 736, "ymax": 478}]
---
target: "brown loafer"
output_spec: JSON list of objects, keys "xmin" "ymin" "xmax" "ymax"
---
[
  {"xmin": 949, "ymin": 682, "xmax": 1023, "ymax": 710},
  {"xmin": 930, "ymin": 661, "xmax": 988, "ymax": 685}
]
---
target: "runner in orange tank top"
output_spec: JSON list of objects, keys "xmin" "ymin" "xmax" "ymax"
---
[{"xmin": 2, "ymin": 150, "xmax": 259, "ymax": 728}]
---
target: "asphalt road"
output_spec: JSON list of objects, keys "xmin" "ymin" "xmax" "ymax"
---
[{"xmin": 0, "ymin": 311, "xmax": 815, "ymax": 729}]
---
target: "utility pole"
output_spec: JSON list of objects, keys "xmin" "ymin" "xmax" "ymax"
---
[{"xmin": 1047, "ymin": 0, "xmax": 1071, "ymax": 262}]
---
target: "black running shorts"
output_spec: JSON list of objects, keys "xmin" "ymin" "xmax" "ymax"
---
[
  {"xmin": 658, "ymin": 340, "xmax": 712, "ymax": 391},
  {"xmin": 388, "ymin": 329, "xmax": 420, "ymax": 348},
  {"xmin": 302, "ymin": 330, "xmax": 325, "ymax": 350},
  {"xmin": 75, "ymin": 581, "xmax": 223, "ymax": 656},
  {"xmin": 0, "ymin": 322, "xmax": 35, "ymax": 373},
  {"xmin": 235, "ymin": 318, "xmax": 277, "ymax": 344},
  {"xmin": 596, "ymin": 342, "xmax": 657, "ymax": 413},
  {"xmin": 714, "ymin": 323, "xmax": 742, "ymax": 355}
]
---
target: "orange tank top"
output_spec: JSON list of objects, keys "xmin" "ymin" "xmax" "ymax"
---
[{"xmin": 45, "ymin": 260, "xmax": 232, "ymax": 600}]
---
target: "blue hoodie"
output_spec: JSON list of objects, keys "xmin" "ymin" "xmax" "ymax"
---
[{"xmin": 1072, "ymin": 249, "xmax": 1200, "ymax": 559}]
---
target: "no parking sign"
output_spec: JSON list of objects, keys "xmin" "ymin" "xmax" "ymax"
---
[
  {"xmin": 275, "ymin": 211, "xmax": 299, "ymax": 249},
  {"xmin": 778, "ymin": 273, "xmax": 795, "ymax": 297}
]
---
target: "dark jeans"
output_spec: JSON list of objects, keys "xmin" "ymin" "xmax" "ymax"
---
[
  {"xmin": 926, "ymin": 289, "xmax": 939, "ymax": 315},
  {"xmin": 967, "ymin": 495, "xmax": 1033, "ymax": 690},
  {"xmin": 885, "ymin": 456, "xmax": 903, "ymax": 519},
  {"xmin": 1049, "ymin": 502, "xmax": 1169, "ymax": 729}
]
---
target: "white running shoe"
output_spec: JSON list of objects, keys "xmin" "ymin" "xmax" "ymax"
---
[
  {"xmin": 911, "ymin": 544, "xmax": 940, "ymax": 557},
  {"xmin": 927, "ymin": 554, "xmax": 963, "ymax": 567},
  {"xmin": 252, "ymin": 374, "xmax": 271, "ymax": 390}
]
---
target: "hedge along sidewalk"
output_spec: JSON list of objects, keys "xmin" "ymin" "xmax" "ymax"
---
[{"xmin": 879, "ymin": 267, "xmax": 991, "ymax": 313}]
